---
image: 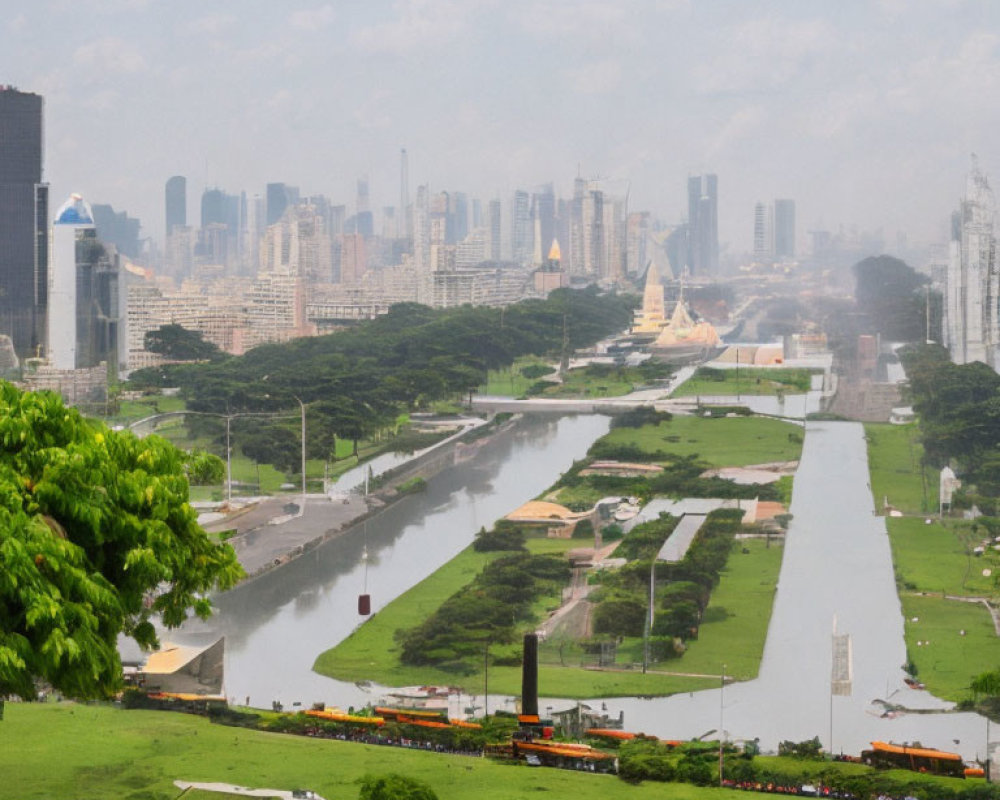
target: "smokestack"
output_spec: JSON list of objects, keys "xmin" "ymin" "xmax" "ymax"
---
[{"xmin": 521, "ymin": 633, "xmax": 538, "ymax": 718}]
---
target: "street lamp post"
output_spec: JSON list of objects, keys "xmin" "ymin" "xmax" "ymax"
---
[
  {"xmin": 226, "ymin": 414, "xmax": 232, "ymax": 504},
  {"xmin": 719, "ymin": 664, "xmax": 726, "ymax": 787},
  {"xmin": 293, "ymin": 396, "xmax": 307, "ymax": 517}
]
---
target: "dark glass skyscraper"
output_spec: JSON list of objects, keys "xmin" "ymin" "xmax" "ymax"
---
[
  {"xmin": 266, "ymin": 182, "xmax": 299, "ymax": 227},
  {"xmin": 687, "ymin": 174, "xmax": 718, "ymax": 275},
  {"xmin": 774, "ymin": 198, "xmax": 796, "ymax": 259},
  {"xmin": 165, "ymin": 175, "xmax": 186, "ymax": 235},
  {"xmin": 0, "ymin": 87, "xmax": 48, "ymax": 358}
]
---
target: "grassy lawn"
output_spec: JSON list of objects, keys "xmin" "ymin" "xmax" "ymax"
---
[
  {"xmin": 314, "ymin": 536, "xmax": 722, "ymax": 697},
  {"xmin": 602, "ymin": 416, "xmax": 803, "ymax": 467},
  {"xmin": 864, "ymin": 423, "xmax": 932, "ymax": 514},
  {"xmin": 109, "ymin": 393, "xmax": 188, "ymax": 424},
  {"xmin": 544, "ymin": 367, "xmax": 635, "ymax": 398},
  {"xmin": 672, "ymin": 367, "xmax": 818, "ymax": 398},
  {"xmin": 315, "ymin": 536, "xmax": 783, "ymax": 697},
  {"xmin": 864, "ymin": 420, "xmax": 1000, "ymax": 698},
  {"xmin": 546, "ymin": 483, "xmax": 606, "ymax": 508},
  {"xmin": 480, "ymin": 358, "xmax": 554, "ymax": 397},
  {"xmin": 0, "ymin": 702, "xmax": 724, "ymax": 800},
  {"xmin": 900, "ymin": 594, "xmax": 1000, "ymax": 701},
  {"xmin": 888, "ymin": 517, "xmax": 997, "ymax": 596},
  {"xmin": 673, "ymin": 538, "xmax": 784, "ymax": 681}
]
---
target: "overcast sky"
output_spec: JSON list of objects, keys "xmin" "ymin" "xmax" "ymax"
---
[{"xmin": 6, "ymin": 0, "xmax": 1000, "ymax": 255}]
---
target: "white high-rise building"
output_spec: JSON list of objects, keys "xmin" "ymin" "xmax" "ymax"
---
[
  {"xmin": 945, "ymin": 157, "xmax": 999, "ymax": 368},
  {"xmin": 49, "ymin": 194, "xmax": 94, "ymax": 369}
]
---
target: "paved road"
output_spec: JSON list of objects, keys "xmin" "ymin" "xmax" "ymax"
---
[{"xmin": 203, "ymin": 493, "xmax": 370, "ymax": 576}]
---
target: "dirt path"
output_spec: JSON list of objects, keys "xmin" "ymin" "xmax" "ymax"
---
[{"xmin": 536, "ymin": 567, "xmax": 593, "ymax": 639}]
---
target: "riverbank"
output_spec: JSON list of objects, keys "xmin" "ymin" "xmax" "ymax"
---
[
  {"xmin": 203, "ymin": 414, "xmax": 515, "ymax": 583},
  {"xmin": 314, "ymin": 411, "xmax": 799, "ymax": 697},
  {"xmin": 864, "ymin": 422, "xmax": 1000, "ymax": 703}
]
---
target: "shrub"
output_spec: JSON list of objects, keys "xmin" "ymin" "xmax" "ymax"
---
[
  {"xmin": 572, "ymin": 518, "xmax": 594, "ymax": 539},
  {"xmin": 610, "ymin": 406, "xmax": 674, "ymax": 429},
  {"xmin": 592, "ymin": 598, "xmax": 646, "ymax": 636},
  {"xmin": 359, "ymin": 773, "xmax": 438, "ymax": 800},
  {"xmin": 473, "ymin": 525, "xmax": 527, "ymax": 552},
  {"xmin": 520, "ymin": 363, "xmax": 556, "ymax": 380}
]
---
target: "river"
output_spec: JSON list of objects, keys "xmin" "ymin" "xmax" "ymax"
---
[
  {"xmin": 175, "ymin": 410, "xmax": 991, "ymax": 760},
  {"xmin": 174, "ymin": 413, "xmax": 611, "ymax": 710},
  {"xmin": 601, "ymin": 421, "xmax": 990, "ymax": 759}
]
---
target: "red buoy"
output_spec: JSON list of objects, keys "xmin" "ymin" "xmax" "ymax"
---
[{"xmin": 358, "ymin": 593, "xmax": 371, "ymax": 616}]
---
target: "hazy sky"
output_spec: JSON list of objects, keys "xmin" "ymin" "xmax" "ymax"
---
[{"xmin": 6, "ymin": 0, "xmax": 1000, "ymax": 255}]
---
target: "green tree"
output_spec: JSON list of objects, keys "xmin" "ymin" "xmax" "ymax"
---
[
  {"xmin": 240, "ymin": 425, "xmax": 300, "ymax": 474},
  {"xmin": 0, "ymin": 384, "xmax": 242, "ymax": 700},
  {"xmin": 853, "ymin": 255, "xmax": 932, "ymax": 341},
  {"xmin": 182, "ymin": 448, "xmax": 225, "ymax": 486},
  {"xmin": 144, "ymin": 324, "xmax": 224, "ymax": 362},
  {"xmin": 359, "ymin": 773, "xmax": 438, "ymax": 800}
]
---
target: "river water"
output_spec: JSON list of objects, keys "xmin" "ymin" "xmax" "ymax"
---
[
  {"xmin": 602, "ymin": 421, "xmax": 989, "ymax": 759},
  {"xmin": 175, "ymin": 414, "xmax": 611, "ymax": 710},
  {"xmin": 176, "ymin": 410, "xmax": 991, "ymax": 759}
]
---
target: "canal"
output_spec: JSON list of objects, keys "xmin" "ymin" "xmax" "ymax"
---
[
  {"xmin": 176, "ymin": 412, "xmax": 991, "ymax": 760},
  {"xmin": 175, "ymin": 413, "xmax": 611, "ymax": 710}
]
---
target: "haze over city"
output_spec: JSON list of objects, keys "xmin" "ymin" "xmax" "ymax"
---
[{"xmin": 7, "ymin": 0, "xmax": 1000, "ymax": 250}]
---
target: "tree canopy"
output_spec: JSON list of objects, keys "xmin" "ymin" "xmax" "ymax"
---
[
  {"xmin": 359, "ymin": 773, "xmax": 438, "ymax": 800},
  {"xmin": 128, "ymin": 289, "xmax": 636, "ymax": 459},
  {"xmin": 853, "ymin": 255, "xmax": 936, "ymax": 342},
  {"xmin": 144, "ymin": 324, "xmax": 224, "ymax": 362},
  {"xmin": 0, "ymin": 383, "xmax": 242, "ymax": 700}
]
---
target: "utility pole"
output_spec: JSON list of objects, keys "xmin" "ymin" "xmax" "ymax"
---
[
  {"xmin": 719, "ymin": 664, "xmax": 726, "ymax": 787},
  {"xmin": 226, "ymin": 414, "xmax": 232, "ymax": 504},
  {"xmin": 642, "ymin": 558, "xmax": 655, "ymax": 673},
  {"xmin": 293, "ymin": 395, "xmax": 307, "ymax": 516}
]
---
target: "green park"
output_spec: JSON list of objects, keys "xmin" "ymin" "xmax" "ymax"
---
[{"xmin": 316, "ymin": 409, "xmax": 800, "ymax": 696}]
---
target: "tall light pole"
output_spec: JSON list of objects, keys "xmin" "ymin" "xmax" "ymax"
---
[
  {"xmin": 293, "ymin": 395, "xmax": 307, "ymax": 516},
  {"xmin": 719, "ymin": 664, "xmax": 726, "ymax": 787},
  {"xmin": 226, "ymin": 414, "xmax": 232, "ymax": 504}
]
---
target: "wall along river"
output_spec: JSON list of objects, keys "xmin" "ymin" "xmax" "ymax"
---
[{"xmin": 175, "ymin": 412, "xmax": 992, "ymax": 760}]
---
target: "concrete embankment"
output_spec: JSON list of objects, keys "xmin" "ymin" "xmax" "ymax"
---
[{"xmin": 205, "ymin": 415, "xmax": 519, "ymax": 583}]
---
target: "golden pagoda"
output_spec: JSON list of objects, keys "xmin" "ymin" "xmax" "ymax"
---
[{"xmin": 631, "ymin": 264, "xmax": 720, "ymax": 356}]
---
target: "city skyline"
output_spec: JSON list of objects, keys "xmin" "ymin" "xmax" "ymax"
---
[{"xmin": 7, "ymin": 1, "xmax": 1000, "ymax": 253}]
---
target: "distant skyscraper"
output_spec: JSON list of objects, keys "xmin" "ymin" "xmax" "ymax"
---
[
  {"xmin": 355, "ymin": 178, "xmax": 373, "ymax": 237},
  {"xmin": 414, "ymin": 185, "xmax": 431, "ymax": 302},
  {"xmin": 582, "ymin": 186, "xmax": 605, "ymax": 277},
  {"xmin": 569, "ymin": 178, "xmax": 587, "ymax": 277},
  {"xmin": 488, "ymin": 199, "xmax": 502, "ymax": 262},
  {"xmin": 687, "ymin": 174, "xmax": 718, "ymax": 274},
  {"xmin": 0, "ymin": 86, "xmax": 48, "ymax": 357},
  {"xmin": 945, "ymin": 157, "xmax": 998, "ymax": 367},
  {"xmin": 400, "ymin": 148, "xmax": 411, "ymax": 242},
  {"xmin": 450, "ymin": 192, "xmax": 468, "ymax": 244},
  {"xmin": 511, "ymin": 190, "xmax": 532, "ymax": 264},
  {"xmin": 266, "ymin": 182, "xmax": 299, "ymax": 226},
  {"xmin": 92, "ymin": 204, "xmax": 142, "ymax": 260},
  {"xmin": 753, "ymin": 201, "xmax": 772, "ymax": 260},
  {"xmin": 50, "ymin": 194, "xmax": 120, "ymax": 371},
  {"xmin": 774, "ymin": 199, "xmax": 796, "ymax": 259},
  {"xmin": 532, "ymin": 185, "xmax": 555, "ymax": 266},
  {"xmin": 165, "ymin": 176, "xmax": 186, "ymax": 235},
  {"xmin": 201, "ymin": 188, "xmax": 227, "ymax": 227}
]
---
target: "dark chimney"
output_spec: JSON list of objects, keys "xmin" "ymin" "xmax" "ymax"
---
[{"xmin": 521, "ymin": 633, "xmax": 538, "ymax": 718}]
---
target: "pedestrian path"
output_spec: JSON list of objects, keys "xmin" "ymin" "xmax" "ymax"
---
[{"xmin": 175, "ymin": 780, "xmax": 325, "ymax": 799}]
